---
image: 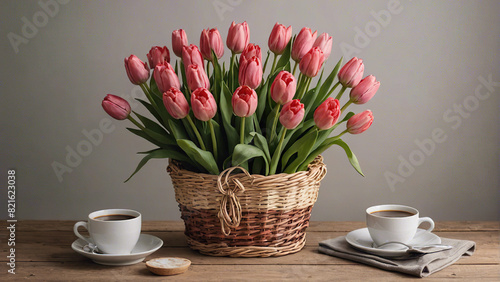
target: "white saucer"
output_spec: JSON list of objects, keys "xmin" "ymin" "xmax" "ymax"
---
[
  {"xmin": 71, "ymin": 234, "xmax": 163, "ymax": 266},
  {"xmin": 345, "ymin": 228, "xmax": 441, "ymax": 258}
]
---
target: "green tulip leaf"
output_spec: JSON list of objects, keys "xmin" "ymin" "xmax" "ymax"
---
[
  {"xmin": 286, "ymin": 119, "xmax": 315, "ymax": 147},
  {"xmin": 275, "ymin": 39, "xmax": 292, "ymax": 72},
  {"xmin": 124, "ymin": 148, "xmax": 190, "ymax": 182},
  {"xmin": 282, "ymin": 128, "xmax": 318, "ymax": 173},
  {"xmin": 252, "ymin": 157, "xmax": 265, "ymax": 175},
  {"xmin": 134, "ymin": 111, "xmax": 168, "ymax": 135},
  {"xmin": 168, "ymin": 119, "xmax": 189, "ymax": 141},
  {"xmin": 312, "ymin": 56, "xmax": 343, "ymax": 111},
  {"xmin": 232, "ymin": 144, "xmax": 269, "ymax": 176},
  {"xmin": 149, "ymin": 76, "xmax": 162, "ymax": 98},
  {"xmin": 177, "ymin": 139, "xmax": 220, "ymax": 175},
  {"xmin": 179, "ymin": 61, "xmax": 188, "ymax": 94},
  {"xmin": 220, "ymin": 82, "xmax": 239, "ymax": 154},
  {"xmin": 244, "ymin": 114, "xmax": 255, "ymax": 144},
  {"xmin": 126, "ymin": 128, "xmax": 170, "ymax": 148},
  {"xmin": 132, "ymin": 112, "xmax": 177, "ymax": 146},
  {"xmin": 265, "ymin": 104, "xmax": 280, "ymax": 145},
  {"xmin": 174, "ymin": 60, "xmax": 179, "ymax": 76},
  {"xmin": 148, "ymin": 89, "xmax": 173, "ymax": 128},
  {"xmin": 211, "ymin": 50, "xmax": 222, "ymax": 101},
  {"xmin": 302, "ymin": 71, "xmax": 323, "ymax": 118},
  {"xmin": 210, "ymin": 119, "xmax": 223, "ymax": 164},
  {"xmin": 334, "ymin": 138, "xmax": 363, "ymax": 176},
  {"xmin": 262, "ymin": 51, "xmax": 271, "ymax": 76},
  {"xmin": 135, "ymin": 98, "xmax": 164, "ymax": 129},
  {"xmin": 250, "ymin": 132, "xmax": 271, "ymax": 162},
  {"xmin": 299, "ymin": 137, "xmax": 363, "ymax": 176},
  {"xmin": 180, "ymin": 118, "xmax": 197, "ymax": 144},
  {"xmin": 256, "ymin": 79, "xmax": 269, "ymax": 121}
]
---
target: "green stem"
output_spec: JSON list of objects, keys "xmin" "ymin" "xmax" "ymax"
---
[
  {"xmin": 335, "ymin": 85, "xmax": 348, "ymax": 100},
  {"xmin": 292, "ymin": 61, "xmax": 298, "ymax": 76},
  {"xmin": 262, "ymin": 51, "xmax": 270, "ymax": 75},
  {"xmin": 185, "ymin": 115, "xmax": 206, "ymax": 151},
  {"xmin": 269, "ymin": 128, "xmax": 287, "ymax": 175},
  {"xmin": 332, "ymin": 130, "xmax": 348, "ymax": 140},
  {"xmin": 127, "ymin": 115, "xmax": 145, "ymax": 130},
  {"xmin": 341, "ymin": 100, "xmax": 353, "ymax": 113},
  {"xmin": 270, "ymin": 53, "xmax": 278, "ymax": 76},
  {"xmin": 229, "ymin": 52, "xmax": 236, "ymax": 90},
  {"xmin": 240, "ymin": 116, "xmax": 246, "ymax": 144},
  {"xmin": 139, "ymin": 83, "xmax": 156, "ymax": 107},
  {"xmin": 270, "ymin": 104, "xmax": 281, "ymax": 142},
  {"xmin": 144, "ymin": 83, "xmax": 152, "ymax": 95},
  {"xmin": 294, "ymin": 74, "xmax": 304, "ymax": 99},
  {"xmin": 209, "ymin": 120, "xmax": 218, "ymax": 160},
  {"xmin": 297, "ymin": 77, "xmax": 312, "ymax": 100},
  {"xmin": 328, "ymin": 81, "xmax": 341, "ymax": 97},
  {"xmin": 207, "ymin": 62, "xmax": 211, "ymax": 79}
]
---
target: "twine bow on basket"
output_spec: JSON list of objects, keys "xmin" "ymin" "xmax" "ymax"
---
[{"xmin": 216, "ymin": 166, "xmax": 253, "ymax": 236}]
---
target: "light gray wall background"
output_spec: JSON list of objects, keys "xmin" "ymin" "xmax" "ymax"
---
[{"xmin": 1, "ymin": 0, "xmax": 499, "ymax": 221}]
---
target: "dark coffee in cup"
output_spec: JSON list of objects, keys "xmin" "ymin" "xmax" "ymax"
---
[
  {"xmin": 94, "ymin": 214, "xmax": 137, "ymax": 221},
  {"xmin": 370, "ymin": 210, "xmax": 415, "ymax": 218}
]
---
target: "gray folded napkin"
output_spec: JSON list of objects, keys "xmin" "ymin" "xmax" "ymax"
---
[{"xmin": 318, "ymin": 236, "xmax": 475, "ymax": 278}]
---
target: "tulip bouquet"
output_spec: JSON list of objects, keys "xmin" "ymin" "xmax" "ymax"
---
[{"xmin": 102, "ymin": 22, "xmax": 380, "ymax": 180}]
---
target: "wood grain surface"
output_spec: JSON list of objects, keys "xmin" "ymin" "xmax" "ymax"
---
[{"xmin": 1, "ymin": 221, "xmax": 498, "ymax": 281}]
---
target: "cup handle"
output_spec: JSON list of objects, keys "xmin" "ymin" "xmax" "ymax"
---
[
  {"xmin": 73, "ymin": 221, "xmax": 92, "ymax": 244},
  {"xmin": 418, "ymin": 217, "xmax": 435, "ymax": 232}
]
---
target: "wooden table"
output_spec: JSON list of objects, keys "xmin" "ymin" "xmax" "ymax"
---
[{"xmin": 1, "ymin": 221, "xmax": 498, "ymax": 280}]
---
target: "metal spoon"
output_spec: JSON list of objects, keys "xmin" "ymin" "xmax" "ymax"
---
[
  {"xmin": 83, "ymin": 243, "xmax": 102, "ymax": 254},
  {"xmin": 373, "ymin": 241, "xmax": 453, "ymax": 255}
]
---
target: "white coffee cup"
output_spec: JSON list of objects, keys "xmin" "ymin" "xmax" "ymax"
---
[
  {"xmin": 73, "ymin": 209, "xmax": 141, "ymax": 254},
  {"xmin": 366, "ymin": 204, "xmax": 434, "ymax": 246}
]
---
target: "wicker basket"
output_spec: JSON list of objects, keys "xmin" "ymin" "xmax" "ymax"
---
[{"xmin": 167, "ymin": 156, "xmax": 327, "ymax": 257}]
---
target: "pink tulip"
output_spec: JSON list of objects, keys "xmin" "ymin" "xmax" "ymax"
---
[
  {"xmin": 279, "ymin": 99, "xmax": 304, "ymax": 129},
  {"xmin": 182, "ymin": 44, "xmax": 204, "ymax": 69},
  {"xmin": 102, "ymin": 94, "xmax": 131, "ymax": 120},
  {"xmin": 153, "ymin": 62, "xmax": 180, "ymax": 93},
  {"xmin": 232, "ymin": 85, "xmax": 258, "ymax": 117},
  {"xmin": 124, "ymin": 55, "xmax": 149, "ymax": 85},
  {"xmin": 312, "ymin": 33, "xmax": 332, "ymax": 60},
  {"xmin": 172, "ymin": 29, "xmax": 188, "ymax": 57},
  {"xmin": 338, "ymin": 57, "xmax": 364, "ymax": 88},
  {"xmin": 163, "ymin": 87, "xmax": 189, "ymax": 119},
  {"xmin": 291, "ymin": 27, "xmax": 317, "ymax": 62},
  {"xmin": 191, "ymin": 88, "xmax": 217, "ymax": 121},
  {"xmin": 239, "ymin": 56, "xmax": 263, "ymax": 89},
  {"xmin": 350, "ymin": 75, "xmax": 380, "ymax": 104},
  {"xmin": 147, "ymin": 46, "xmax": 170, "ymax": 69},
  {"xmin": 200, "ymin": 28, "xmax": 224, "ymax": 61},
  {"xmin": 268, "ymin": 22, "xmax": 292, "ymax": 55},
  {"xmin": 227, "ymin": 21, "xmax": 250, "ymax": 54},
  {"xmin": 186, "ymin": 64, "xmax": 210, "ymax": 92},
  {"xmin": 346, "ymin": 110, "xmax": 374, "ymax": 134},
  {"xmin": 239, "ymin": 43, "xmax": 262, "ymax": 65},
  {"xmin": 299, "ymin": 47, "xmax": 324, "ymax": 78},
  {"xmin": 270, "ymin": 71, "xmax": 296, "ymax": 105},
  {"xmin": 314, "ymin": 98, "xmax": 340, "ymax": 130}
]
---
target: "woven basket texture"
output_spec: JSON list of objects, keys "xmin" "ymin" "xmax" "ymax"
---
[{"xmin": 167, "ymin": 156, "xmax": 327, "ymax": 257}]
